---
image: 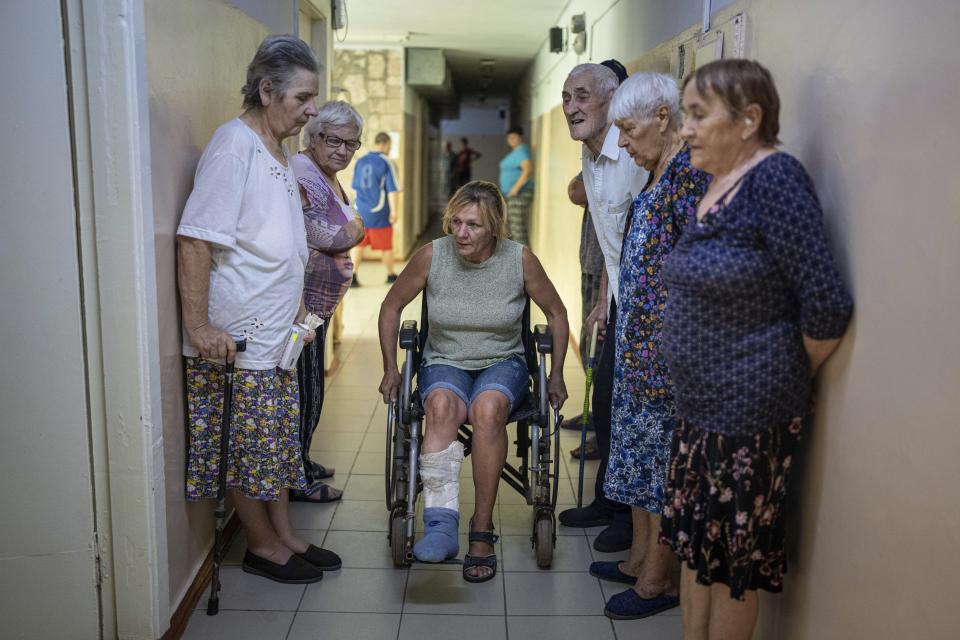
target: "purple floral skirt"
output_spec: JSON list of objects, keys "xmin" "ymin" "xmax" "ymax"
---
[
  {"xmin": 185, "ymin": 358, "xmax": 307, "ymax": 501},
  {"xmin": 659, "ymin": 417, "xmax": 803, "ymax": 600}
]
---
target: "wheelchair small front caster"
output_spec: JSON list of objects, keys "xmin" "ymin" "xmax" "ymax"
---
[{"xmin": 533, "ymin": 511, "xmax": 555, "ymax": 568}]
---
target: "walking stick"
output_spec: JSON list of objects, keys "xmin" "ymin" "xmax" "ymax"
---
[
  {"xmin": 576, "ymin": 324, "xmax": 600, "ymax": 508},
  {"xmin": 207, "ymin": 339, "xmax": 246, "ymax": 616}
]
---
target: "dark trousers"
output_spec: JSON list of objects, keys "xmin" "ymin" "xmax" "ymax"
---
[
  {"xmin": 296, "ymin": 322, "xmax": 329, "ymax": 485},
  {"xmin": 592, "ymin": 299, "xmax": 629, "ymax": 517}
]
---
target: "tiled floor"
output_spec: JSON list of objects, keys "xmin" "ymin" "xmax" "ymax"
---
[{"xmin": 182, "ymin": 260, "xmax": 682, "ymax": 640}]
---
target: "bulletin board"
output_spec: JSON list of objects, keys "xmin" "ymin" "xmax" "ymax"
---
[{"xmin": 674, "ymin": 11, "xmax": 749, "ymax": 79}]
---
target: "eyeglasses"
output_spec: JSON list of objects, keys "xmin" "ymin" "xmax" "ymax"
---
[{"xmin": 317, "ymin": 132, "xmax": 362, "ymax": 152}]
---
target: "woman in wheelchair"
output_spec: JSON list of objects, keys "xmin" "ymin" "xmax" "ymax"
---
[{"xmin": 378, "ymin": 180, "xmax": 568, "ymax": 582}]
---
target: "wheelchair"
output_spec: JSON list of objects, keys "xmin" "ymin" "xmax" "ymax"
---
[{"xmin": 384, "ymin": 299, "xmax": 563, "ymax": 568}]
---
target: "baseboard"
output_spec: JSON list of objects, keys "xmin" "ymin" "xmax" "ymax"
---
[{"xmin": 159, "ymin": 513, "xmax": 241, "ymax": 640}]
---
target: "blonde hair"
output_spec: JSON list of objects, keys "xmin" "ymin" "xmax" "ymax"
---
[{"xmin": 441, "ymin": 181, "xmax": 508, "ymax": 239}]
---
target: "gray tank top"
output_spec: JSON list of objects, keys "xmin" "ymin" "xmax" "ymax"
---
[{"xmin": 422, "ymin": 236, "xmax": 526, "ymax": 370}]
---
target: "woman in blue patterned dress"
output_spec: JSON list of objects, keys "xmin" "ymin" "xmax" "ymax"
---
[
  {"xmin": 659, "ymin": 60, "xmax": 852, "ymax": 640},
  {"xmin": 590, "ymin": 72, "xmax": 710, "ymax": 620}
]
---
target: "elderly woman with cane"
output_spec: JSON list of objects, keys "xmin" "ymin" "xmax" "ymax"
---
[
  {"xmin": 587, "ymin": 72, "xmax": 710, "ymax": 620},
  {"xmin": 660, "ymin": 59, "xmax": 853, "ymax": 639},
  {"xmin": 177, "ymin": 35, "xmax": 339, "ymax": 586}
]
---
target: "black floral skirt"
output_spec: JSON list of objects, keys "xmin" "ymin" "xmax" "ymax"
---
[{"xmin": 659, "ymin": 417, "xmax": 803, "ymax": 600}]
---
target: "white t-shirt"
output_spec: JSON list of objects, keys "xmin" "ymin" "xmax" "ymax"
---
[
  {"xmin": 581, "ymin": 124, "xmax": 649, "ymax": 309},
  {"xmin": 177, "ymin": 119, "xmax": 308, "ymax": 369}
]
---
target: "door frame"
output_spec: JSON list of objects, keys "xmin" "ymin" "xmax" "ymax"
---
[{"xmin": 65, "ymin": 0, "xmax": 169, "ymax": 636}]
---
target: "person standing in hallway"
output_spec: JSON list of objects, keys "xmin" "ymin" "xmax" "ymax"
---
[
  {"xmin": 455, "ymin": 137, "xmax": 482, "ymax": 188},
  {"xmin": 350, "ymin": 132, "xmax": 400, "ymax": 286},
  {"xmin": 498, "ymin": 125, "xmax": 535, "ymax": 245},
  {"xmin": 563, "ymin": 58, "xmax": 628, "ymax": 460},
  {"xmin": 290, "ymin": 100, "xmax": 366, "ymax": 504},
  {"xmin": 588, "ymin": 72, "xmax": 710, "ymax": 620},
  {"xmin": 659, "ymin": 59, "xmax": 853, "ymax": 640},
  {"xmin": 557, "ymin": 62, "xmax": 648, "ymax": 556},
  {"xmin": 177, "ymin": 35, "xmax": 339, "ymax": 585},
  {"xmin": 444, "ymin": 140, "xmax": 458, "ymax": 197}
]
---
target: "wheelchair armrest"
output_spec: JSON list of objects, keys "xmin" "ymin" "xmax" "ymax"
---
[
  {"xmin": 533, "ymin": 324, "xmax": 552, "ymax": 354},
  {"xmin": 399, "ymin": 320, "xmax": 419, "ymax": 349}
]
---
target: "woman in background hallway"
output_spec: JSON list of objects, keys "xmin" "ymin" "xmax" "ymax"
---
[
  {"xmin": 499, "ymin": 125, "xmax": 534, "ymax": 245},
  {"xmin": 290, "ymin": 100, "xmax": 366, "ymax": 503},
  {"xmin": 177, "ymin": 35, "xmax": 338, "ymax": 584},
  {"xmin": 590, "ymin": 72, "xmax": 710, "ymax": 620},
  {"xmin": 659, "ymin": 59, "xmax": 853, "ymax": 639}
]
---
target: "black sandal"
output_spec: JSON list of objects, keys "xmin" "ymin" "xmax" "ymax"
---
[
  {"xmin": 289, "ymin": 481, "xmax": 343, "ymax": 503},
  {"xmin": 463, "ymin": 525, "xmax": 499, "ymax": 584}
]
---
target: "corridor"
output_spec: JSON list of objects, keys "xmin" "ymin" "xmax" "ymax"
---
[{"xmin": 180, "ymin": 261, "xmax": 681, "ymax": 640}]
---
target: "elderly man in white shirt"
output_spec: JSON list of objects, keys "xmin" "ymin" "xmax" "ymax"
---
[{"xmin": 558, "ymin": 62, "xmax": 648, "ymax": 554}]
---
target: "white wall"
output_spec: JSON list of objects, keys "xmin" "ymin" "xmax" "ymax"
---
[
  {"xmin": 520, "ymin": 1, "xmax": 960, "ymax": 638},
  {"xmin": 0, "ymin": 2, "xmax": 100, "ymax": 637}
]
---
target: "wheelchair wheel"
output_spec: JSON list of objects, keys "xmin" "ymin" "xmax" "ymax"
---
[
  {"xmin": 390, "ymin": 508, "xmax": 410, "ymax": 567},
  {"xmin": 533, "ymin": 511, "xmax": 555, "ymax": 568}
]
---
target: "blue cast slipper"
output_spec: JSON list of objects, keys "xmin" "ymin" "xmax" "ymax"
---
[
  {"xmin": 604, "ymin": 589, "xmax": 679, "ymax": 620},
  {"xmin": 589, "ymin": 561, "xmax": 638, "ymax": 585},
  {"xmin": 413, "ymin": 507, "xmax": 460, "ymax": 563}
]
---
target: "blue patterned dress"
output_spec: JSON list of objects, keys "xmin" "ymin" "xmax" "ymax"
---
[{"xmin": 604, "ymin": 147, "xmax": 709, "ymax": 513}]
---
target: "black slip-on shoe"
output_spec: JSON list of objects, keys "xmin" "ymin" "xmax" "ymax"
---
[
  {"xmin": 558, "ymin": 501, "xmax": 615, "ymax": 528},
  {"xmin": 241, "ymin": 550, "xmax": 323, "ymax": 584},
  {"xmin": 297, "ymin": 545, "xmax": 342, "ymax": 571},
  {"xmin": 386, "ymin": 274, "xmax": 398, "ymax": 283},
  {"xmin": 593, "ymin": 522, "xmax": 633, "ymax": 553}
]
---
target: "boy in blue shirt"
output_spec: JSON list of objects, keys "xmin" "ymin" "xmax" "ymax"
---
[{"xmin": 351, "ymin": 132, "xmax": 400, "ymax": 284}]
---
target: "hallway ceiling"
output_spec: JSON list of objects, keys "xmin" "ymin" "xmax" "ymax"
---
[{"xmin": 336, "ymin": 0, "xmax": 568, "ymax": 98}]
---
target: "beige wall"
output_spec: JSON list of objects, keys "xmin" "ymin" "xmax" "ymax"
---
[
  {"xmin": 145, "ymin": 0, "xmax": 329, "ymax": 618},
  {"xmin": 521, "ymin": 1, "xmax": 960, "ymax": 637}
]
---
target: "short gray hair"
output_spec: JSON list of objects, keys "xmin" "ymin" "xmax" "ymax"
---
[
  {"xmin": 609, "ymin": 72, "xmax": 680, "ymax": 124},
  {"xmin": 304, "ymin": 100, "xmax": 364, "ymax": 139},
  {"xmin": 241, "ymin": 35, "xmax": 319, "ymax": 109},
  {"xmin": 567, "ymin": 63, "xmax": 618, "ymax": 99}
]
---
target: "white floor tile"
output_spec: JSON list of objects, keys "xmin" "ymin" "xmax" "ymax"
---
[
  {"xmin": 299, "ymin": 568, "xmax": 408, "ymax": 613},
  {"xmin": 404, "ymin": 569, "xmax": 505, "ymax": 615},
  {"xmin": 181, "ymin": 610, "xmax": 294, "ymax": 640},
  {"xmin": 507, "ymin": 615, "xmax": 616, "ymax": 640},
  {"xmin": 329, "ymin": 500, "xmax": 390, "ymax": 531},
  {"xmin": 399, "ymin": 614, "xmax": 507, "ymax": 640},
  {"xmin": 503, "ymin": 572, "xmax": 606, "ymax": 616},
  {"xmin": 287, "ymin": 612, "xmax": 400, "ymax": 640},
  {"xmin": 211, "ymin": 566, "xmax": 306, "ymax": 611}
]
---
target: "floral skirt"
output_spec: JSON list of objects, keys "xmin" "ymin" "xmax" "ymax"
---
[
  {"xmin": 185, "ymin": 358, "xmax": 307, "ymax": 501},
  {"xmin": 659, "ymin": 417, "xmax": 803, "ymax": 600},
  {"xmin": 604, "ymin": 397, "xmax": 677, "ymax": 513}
]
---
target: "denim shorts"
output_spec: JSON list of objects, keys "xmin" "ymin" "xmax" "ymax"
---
[{"xmin": 419, "ymin": 355, "xmax": 529, "ymax": 413}]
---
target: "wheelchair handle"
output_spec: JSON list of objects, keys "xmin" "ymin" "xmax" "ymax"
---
[
  {"xmin": 533, "ymin": 324, "xmax": 552, "ymax": 354},
  {"xmin": 399, "ymin": 320, "xmax": 419, "ymax": 349}
]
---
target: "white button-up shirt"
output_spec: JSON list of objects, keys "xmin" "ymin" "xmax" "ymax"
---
[{"xmin": 581, "ymin": 124, "xmax": 649, "ymax": 309}]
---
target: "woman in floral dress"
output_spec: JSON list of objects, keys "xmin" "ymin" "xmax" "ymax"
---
[{"xmin": 592, "ymin": 72, "xmax": 711, "ymax": 620}]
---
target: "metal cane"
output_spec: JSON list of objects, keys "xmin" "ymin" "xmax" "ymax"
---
[
  {"xmin": 576, "ymin": 324, "xmax": 600, "ymax": 508},
  {"xmin": 207, "ymin": 339, "xmax": 247, "ymax": 616}
]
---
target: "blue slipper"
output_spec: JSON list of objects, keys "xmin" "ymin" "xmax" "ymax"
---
[
  {"xmin": 604, "ymin": 589, "xmax": 679, "ymax": 620},
  {"xmin": 413, "ymin": 507, "xmax": 460, "ymax": 563},
  {"xmin": 589, "ymin": 561, "xmax": 638, "ymax": 585}
]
